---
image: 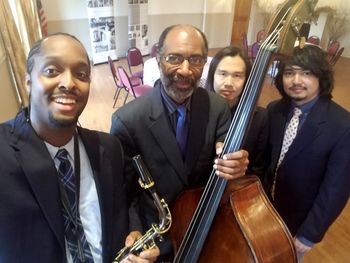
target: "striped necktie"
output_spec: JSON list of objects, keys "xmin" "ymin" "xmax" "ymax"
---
[{"xmin": 56, "ymin": 149, "xmax": 94, "ymax": 263}]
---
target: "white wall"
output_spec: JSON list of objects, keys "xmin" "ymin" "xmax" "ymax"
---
[
  {"xmin": 148, "ymin": 0, "xmax": 205, "ymax": 14},
  {"xmin": 247, "ymin": 1, "xmax": 265, "ymax": 45},
  {"xmin": 41, "ymin": 0, "xmax": 350, "ymax": 58},
  {"xmin": 202, "ymin": 0, "xmax": 235, "ymax": 47},
  {"xmin": 43, "ymin": 0, "xmax": 236, "ymax": 57},
  {"xmin": 42, "ymin": 0, "xmax": 91, "ymax": 58},
  {"xmin": 148, "ymin": 0, "xmax": 234, "ymax": 48},
  {"xmin": 309, "ymin": 13, "xmax": 328, "ymax": 41},
  {"xmin": 44, "ymin": 0, "xmax": 88, "ymax": 20}
]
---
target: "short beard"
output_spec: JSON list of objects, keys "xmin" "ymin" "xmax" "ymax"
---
[
  {"xmin": 48, "ymin": 111, "xmax": 78, "ymax": 128},
  {"xmin": 160, "ymin": 71, "xmax": 197, "ymax": 104}
]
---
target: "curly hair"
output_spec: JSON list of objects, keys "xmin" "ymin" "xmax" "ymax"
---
[{"xmin": 274, "ymin": 45, "xmax": 334, "ymax": 99}]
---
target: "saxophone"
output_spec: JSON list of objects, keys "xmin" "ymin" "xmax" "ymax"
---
[{"xmin": 112, "ymin": 155, "xmax": 172, "ymax": 263}]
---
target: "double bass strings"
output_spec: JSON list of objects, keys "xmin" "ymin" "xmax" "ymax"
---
[{"xmin": 174, "ymin": 9, "xmax": 291, "ymax": 262}]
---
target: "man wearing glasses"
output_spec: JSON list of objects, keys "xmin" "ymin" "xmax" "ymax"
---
[{"xmin": 110, "ymin": 24, "xmax": 249, "ymax": 261}]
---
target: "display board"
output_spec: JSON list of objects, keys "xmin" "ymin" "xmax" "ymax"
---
[{"xmin": 87, "ymin": 0, "xmax": 117, "ymax": 64}]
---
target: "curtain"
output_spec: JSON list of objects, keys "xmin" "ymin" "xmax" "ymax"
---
[
  {"xmin": 19, "ymin": 0, "xmax": 42, "ymax": 50},
  {"xmin": 0, "ymin": 0, "xmax": 42, "ymax": 107},
  {"xmin": 0, "ymin": 0, "xmax": 28, "ymax": 107}
]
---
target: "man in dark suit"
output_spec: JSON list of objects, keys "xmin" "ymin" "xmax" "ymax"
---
[
  {"xmin": 110, "ymin": 25, "xmax": 249, "ymax": 260},
  {"xmin": 205, "ymin": 45, "xmax": 268, "ymax": 179},
  {"xmin": 263, "ymin": 44, "xmax": 350, "ymax": 260},
  {"xmin": 0, "ymin": 33, "xmax": 158, "ymax": 263}
]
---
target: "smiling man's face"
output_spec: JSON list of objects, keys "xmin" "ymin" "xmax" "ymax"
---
[{"xmin": 27, "ymin": 35, "xmax": 90, "ymax": 129}]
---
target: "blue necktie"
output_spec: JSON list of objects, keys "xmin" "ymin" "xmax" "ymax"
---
[
  {"xmin": 56, "ymin": 149, "xmax": 94, "ymax": 263},
  {"xmin": 176, "ymin": 105, "xmax": 189, "ymax": 158}
]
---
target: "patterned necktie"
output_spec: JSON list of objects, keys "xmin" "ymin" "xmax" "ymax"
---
[
  {"xmin": 176, "ymin": 105, "xmax": 189, "ymax": 159},
  {"xmin": 271, "ymin": 107, "xmax": 302, "ymax": 199},
  {"xmin": 56, "ymin": 149, "xmax": 94, "ymax": 263}
]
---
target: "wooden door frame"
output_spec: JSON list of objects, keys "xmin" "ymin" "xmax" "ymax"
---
[{"xmin": 230, "ymin": 0, "xmax": 253, "ymax": 46}]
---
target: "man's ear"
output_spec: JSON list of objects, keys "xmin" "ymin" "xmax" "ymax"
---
[{"xmin": 25, "ymin": 73, "xmax": 31, "ymax": 94}]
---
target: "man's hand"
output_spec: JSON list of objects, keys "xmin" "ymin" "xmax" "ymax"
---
[
  {"xmin": 122, "ymin": 231, "xmax": 160, "ymax": 263},
  {"xmin": 213, "ymin": 142, "xmax": 249, "ymax": 180}
]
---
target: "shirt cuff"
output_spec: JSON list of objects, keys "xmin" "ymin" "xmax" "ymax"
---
[{"xmin": 297, "ymin": 236, "xmax": 315, "ymax": 247}]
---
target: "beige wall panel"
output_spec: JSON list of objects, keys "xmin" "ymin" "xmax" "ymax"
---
[
  {"xmin": 114, "ymin": 16, "xmax": 129, "ymax": 58},
  {"xmin": 48, "ymin": 19, "xmax": 92, "ymax": 58},
  {"xmin": 48, "ymin": 18, "xmax": 131, "ymax": 60},
  {"xmin": 148, "ymin": 13, "xmax": 231, "ymax": 51},
  {"xmin": 148, "ymin": 14, "xmax": 205, "ymax": 49},
  {"xmin": 203, "ymin": 14, "xmax": 232, "ymax": 48},
  {"xmin": 148, "ymin": 0, "xmax": 204, "ymax": 15}
]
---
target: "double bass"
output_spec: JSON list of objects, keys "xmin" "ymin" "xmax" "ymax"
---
[{"xmin": 170, "ymin": 0, "xmax": 318, "ymax": 262}]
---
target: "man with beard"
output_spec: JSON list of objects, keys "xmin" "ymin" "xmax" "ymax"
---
[
  {"xmin": 110, "ymin": 24, "xmax": 249, "ymax": 260},
  {"xmin": 0, "ymin": 33, "xmax": 159, "ymax": 263},
  {"xmin": 263, "ymin": 45, "xmax": 350, "ymax": 261}
]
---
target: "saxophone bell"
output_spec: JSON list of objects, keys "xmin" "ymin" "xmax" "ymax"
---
[{"xmin": 112, "ymin": 155, "xmax": 172, "ymax": 263}]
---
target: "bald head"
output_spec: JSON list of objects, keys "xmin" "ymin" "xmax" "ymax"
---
[{"xmin": 157, "ymin": 24, "xmax": 208, "ymax": 58}]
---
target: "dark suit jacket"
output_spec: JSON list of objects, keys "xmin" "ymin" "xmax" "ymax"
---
[
  {"xmin": 0, "ymin": 110, "xmax": 128, "ymax": 263},
  {"xmin": 263, "ymin": 97, "xmax": 350, "ymax": 243},
  {"xmin": 110, "ymin": 82, "xmax": 231, "ymax": 231},
  {"xmin": 234, "ymin": 106, "xmax": 268, "ymax": 178}
]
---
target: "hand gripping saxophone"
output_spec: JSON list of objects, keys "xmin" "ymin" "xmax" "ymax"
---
[{"xmin": 112, "ymin": 155, "xmax": 172, "ymax": 262}]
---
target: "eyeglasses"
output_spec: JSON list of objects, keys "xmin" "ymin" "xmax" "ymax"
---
[{"xmin": 163, "ymin": 54, "xmax": 207, "ymax": 66}]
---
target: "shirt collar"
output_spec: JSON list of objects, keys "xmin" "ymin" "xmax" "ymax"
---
[
  {"xmin": 45, "ymin": 136, "xmax": 75, "ymax": 160},
  {"xmin": 291, "ymin": 96, "xmax": 319, "ymax": 114}
]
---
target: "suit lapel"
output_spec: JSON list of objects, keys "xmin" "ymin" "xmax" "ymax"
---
[
  {"xmin": 78, "ymin": 128, "xmax": 113, "ymax": 262},
  {"xmin": 269, "ymin": 102, "xmax": 289, "ymax": 170},
  {"xmin": 11, "ymin": 115, "xmax": 64, "ymax": 252},
  {"xmin": 284, "ymin": 98, "xmax": 327, "ymax": 162},
  {"xmin": 185, "ymin": 88, "xmax": 209, "ymax": 171},
  {"xmin": 149, "ymin": 84, "xmax": 188, "ymax": 184}
]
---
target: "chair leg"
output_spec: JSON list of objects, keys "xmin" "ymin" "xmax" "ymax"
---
[
  {"xmin": 113, "ymin": 96, "xmax": 118, "ymax": 108},
  {"xmin": 113, "ymin": 89, "xmax": 118, "ymax": 99},
  {"xmin": 113, "ymin": 88, "xmax": 122, "ymax": 108},
  {"xmin": 116, "ymin": 88, "xmax": 122, "ymax": 100},
  {"xmin": 123, "ymin": 92, "xmax": 129, "ymax": 105}
]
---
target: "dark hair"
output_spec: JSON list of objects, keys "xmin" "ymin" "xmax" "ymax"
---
[
  {"xmin": 205, "ymin": 45, "xmax": 251, "ymax": 91},
  {"xmin": 274, "ymin": 44, "xmax": 334, "ymax": 99},
  {"xmin": 157, "ymin": 24, "xmax": 209, "ymax": 57},
  {"xmin": 26, "ymin": 32, "xmax": 91, "ymax": 74}
]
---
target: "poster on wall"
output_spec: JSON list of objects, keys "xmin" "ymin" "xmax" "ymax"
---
[
  {"xmin": 87, "ymin": 0, "xmax": 117, "ymax": 64},
  {"xmin": 128, "ymin": 0, "xmax": 149, "ymax": 55}
]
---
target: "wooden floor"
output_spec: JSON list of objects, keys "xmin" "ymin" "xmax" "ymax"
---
[{"xmin": 79, "ymin": 55, "xmax": 350, "ymax": 263}]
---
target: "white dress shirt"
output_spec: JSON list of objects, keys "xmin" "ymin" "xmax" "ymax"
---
[{"xmin": 45, "ymin": 135, "xmax": 102, "ymax": 263}]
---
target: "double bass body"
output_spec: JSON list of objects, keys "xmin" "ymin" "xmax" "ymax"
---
[{"xmin": 170, "ymin": 176, "xmax": 297, "ymax": 262}]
